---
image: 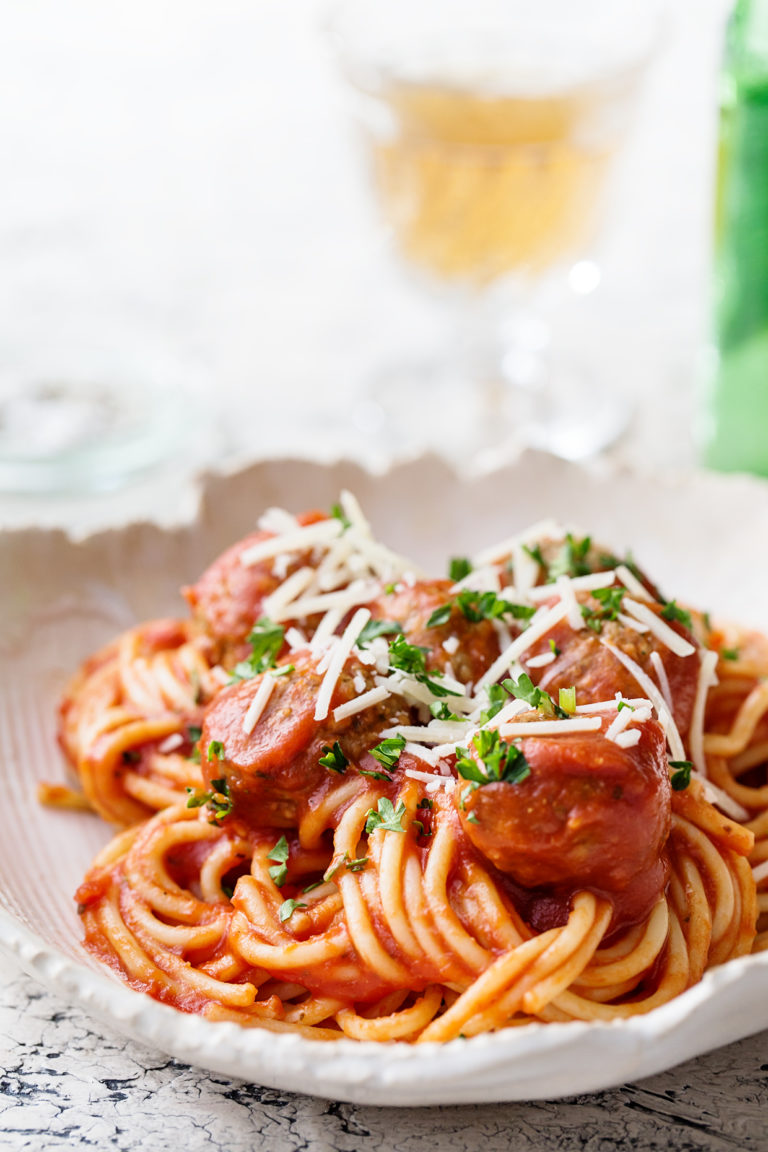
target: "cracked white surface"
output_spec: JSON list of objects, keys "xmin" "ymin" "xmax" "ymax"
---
[{"xmin": 1, "ymin": 953, "xmax": 766, "ymax": 1151}]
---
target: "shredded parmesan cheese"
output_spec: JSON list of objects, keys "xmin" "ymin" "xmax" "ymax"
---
[
  {"xmin": 688, "ymin": 649, "xmax": 719, "ymax": 778},
  {"xmin": 524, "ymin": 651, "xmax": 556, "ymax": 669},
  {"xmin": 332, "ymin": 684, "xmax": 390, "ymax": 723},
  {"xmin": 527, "ymin": 570, "xmax": 616, "ymax": 602},
  {"xmin": 475, "ymin": 599, "xmax": 570, "ymax": 691},
  {"xmin": 614, "ymin": 729, "xmax": 642, "ymax": 748},
  {"xmin": 158, "ymin": 732, "xmax": 184, "ymax": 754},
  {"xmin": 498, "ymin": 717, "xmax": 602, "ymax": 738},
  {"xmin": 622, "ymin": 599, "xmax": 697, "ymax": 657},
  {"xmin": 314, "ymin": 608, "xmax": 371, "ymax": 722},
  {"xmin": 242, "ymin": 675, "xmax": 276, "ymax": 735},
  {"xmin": 601, "ymin": 639, "xmax": 686, "ymax": 762},
  {"xmin": 615, "ymin": 563, "xmax": 653, "ymax": 601},
  {"xmin": 649, "ymin": 651, "xmax": 673, "ymax": 712},
  {"xmin": 240, "ymin": 519, "xmax": 342, "ymax": 566}
]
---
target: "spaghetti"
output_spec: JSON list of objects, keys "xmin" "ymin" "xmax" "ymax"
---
[{"xmin": 59, "ymin": 494, "xmax": 767, "ymax": 1041}]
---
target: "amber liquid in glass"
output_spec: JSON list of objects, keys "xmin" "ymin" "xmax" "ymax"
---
[{"xmin": 368, "ymin": 82, "xmax": 620, "ymax": 285}]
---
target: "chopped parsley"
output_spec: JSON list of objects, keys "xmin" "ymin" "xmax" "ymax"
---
[
  {"xmin": 364, "ymin": 797, "xmax": 407, "ymax": 834},
  {"xmin": 548, "ymin": 534, "xmax": 592, "ymax": 581},
  {"xmin": 278, "ymin": 898, "xmax": 307, "ymax": 922},
  {"xmin": 330, "ymin": 501, "xmax": 351, "ymax": 530},
  {"xmin": 661, "ymin": 601, "xmax": 693, "ymax": 630},
  {"xmin": 324, "ymin": 852, "xmax": 368, "ymax": 882},
  {"xmin": 426, "ymin": 603, "xmax": 453, "ymax": 628},
  {"xmin": 502, "ymin": 673, "xmax": 569, "ymax": 719},
  {"xmin": 721, "ymin": 647, "xmax": 740, "ymax": 661},
  {"xmin": 369, "ymin": 734, "xmax": 406, "ymax": 773},
  {"xmin": 580, "ymin": 586, "xmax": 626, "ymax": 634},
  {"xmin": 558, "ymin": 686, "xmax": 576, "ymax": 715},
  {"xmin": 479, "ymin": 683, "xmax": 506, "ymax": 724},
  {"xmin": 207, "ymin": 740, "xmax": 226, "ymax": 763},
  {"xmin": 185, "ymin": 776, "xmax": 234, "ymax": 821},
  {"xmin": 456, "ymin": 589, "xmax": 535, "ymax": 625},
  {"xmin": 455, "ymin": 729, "xmax": 531, "ymax": 788},
  {"xmin": 522, "ymin": 543, "xmax": 545, "ymax": 569},
  {"xmin": 270, "ymin": 663, "xmax": 294, "ymax": 678},
  {"xmin": 617, "ymin": 699, "xmax": 635, "ymax": 713},
  {"xmin": 267, "ymin": 835, "xmax": 290, "ymax": 887},
  {"xmin": 430, "ymin": 701, "xmax": 460, "ymax": 721},
  {"xmin": 417, "ymin": 797, "xmax": 433, "ymax": 810},
  {"xmin": 388, "ymin": 634, "xmax": 430, "ymax": 677},
  {"xmin": 231, "ymin": 617, "xmax": 285, "ymax": 680},
  {"xmin": 449, "ymin": 557, "xmax": 472, "ymax": 582},
  {"xmin": 387, "ymin": 634, "xmax": 460, "ymax": 698},
  {"xmin": 669, "ymin": 760, "xmax": 693, "ymax": 791},
  {"xmin": 357, "ymin": 618, "xmax": 403, "ymax": 647},
  {"xmin": 549, "ymin": 639, "xmax": 561, "ymax": 657},
  {"xmin": 319, "ymin": 741, "xmax": 348, "ymax": 774}
]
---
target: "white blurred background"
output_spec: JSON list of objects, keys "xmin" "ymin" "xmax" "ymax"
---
[{"xmin": 0, "ymin": 0, "xmax": 730, "ymax": 523}]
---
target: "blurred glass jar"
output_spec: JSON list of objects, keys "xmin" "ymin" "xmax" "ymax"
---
[{"xmin": 701, "ymin": 0, "xmax": 768, "ymax": 476}]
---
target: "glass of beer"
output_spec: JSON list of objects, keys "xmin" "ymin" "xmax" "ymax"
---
[{"xmin": 330, "ymin": 0, "xmax": 660, "ymax": 461}]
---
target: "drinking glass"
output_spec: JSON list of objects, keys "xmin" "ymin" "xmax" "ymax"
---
[
  {"xmin": 0, "ymin": 281, "xmax": 208, "ymax": 495},
  {"xmin": 329, "ymin": 0, "xmax": 660, "ymax": 462}
]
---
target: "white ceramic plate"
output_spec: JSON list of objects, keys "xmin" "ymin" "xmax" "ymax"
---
[{"xmin": 2, "ymin": 451, "xmax": 768, "ymax": 1106}]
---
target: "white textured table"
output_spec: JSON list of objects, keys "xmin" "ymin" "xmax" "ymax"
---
[{"xmin": 1, "ymin": 950, "xmax": 766, "ymax": 1149}]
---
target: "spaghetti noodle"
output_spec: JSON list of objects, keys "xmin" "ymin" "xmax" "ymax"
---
[{"xmin": 58, "ymin": 494, "xmax": 767, "ymax": 1041}]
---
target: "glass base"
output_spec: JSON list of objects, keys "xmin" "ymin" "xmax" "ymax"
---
[{"xmin": 351, "ymin": 352, "xmax": 629, "ymax": 468}]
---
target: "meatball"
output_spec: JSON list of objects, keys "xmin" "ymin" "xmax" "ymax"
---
[
  {"xmin": 369, "ymin": 579, "xmax": 500, "ymax": 687},
  {"xmin": 526, "ymin": 593, "xmax": 700, "ymax": 738},
  {"xmin": 457, "ymin": 713, "xmax": 671, "ymax": 927},
  {"xmin": 183, "ymin": 510, "xmax": 327, "ymax": 666},
  {"xmin": 200, "ymin": 651, "xmax": 409, "ymax": 825}
]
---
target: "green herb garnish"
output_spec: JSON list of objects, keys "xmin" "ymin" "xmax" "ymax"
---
[
  {"xmin": 580, "ymin": 586, "xmax": 626, "ymax": 633},
  {"xmin": 319, "ymin": 741, "xmax": 348, "ymax": 774},
  {"xmin": 370, "ymin": 734, "xmax": 406, "ymax": 773},
  {"xmin": 661, "ymin": 601, "xmax": 693, "ymax": 630},
  {"xmin": 185, "ymin": 776, "xmax": 234, "ymax": 821},
  {"xmin": 207, "ymin": 740, "xmax": 226, "ymax": 763},
  {"xmin": 548, "ymin": 534, "xmax": 592, "ymax": 581},
  {"xmin": 279, "ymin": 898, "xmax": 307, "ymax": 922},
  {"xmin": 430, "ymin": 701, "xmax": 460, "ymax": 721},
  {"xmin": 357, "ymin": 619, "xmax": 404, "ymax": 647},
  {"xmin": 364, "ymin": 798, "xmax": 407, "ymax": 834},
  {"xmin": 426, "ymin": 604, "xmax": 453, "ymax": 628},
  {"xmin": 669, "ymin": 760, "xmax": 693, "ymax": 791},
  {"xmin": 455, "ymin": 729, "xmax": 531, "ymax": 788},
  {"xmin": 479, "ymin": 683, "xmax": 507, "ymax": 724},
  {"xmin": 231, "ymin": 617, "xmax": 285, "ymax": 680},
  {"xmin": 456, "ymin": 590, "xmax": 535, "ymax": 625},
  {"xmin": 558, "ymin": 686, "xmax": 576, "ymax": 715},
  {"xmin": 388, "ymin": 634, "xmax": 460, "ymax": 698},
  {"xmin": 449, "ymin": 557, "xmax": 472, "ymax": 582},
  {"xmin": 267, "ymin": 835, "xmax": 290, "ymax": 887},
  {"xmin": 502, "ymin": 673, "xmax": 568, "ymax": 719}
]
